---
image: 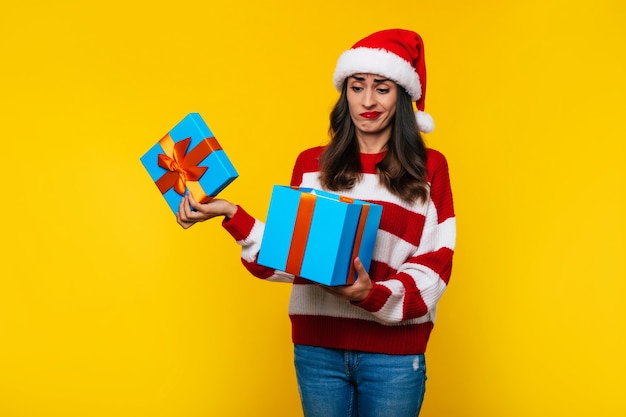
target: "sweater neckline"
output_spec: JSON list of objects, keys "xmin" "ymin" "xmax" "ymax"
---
[{"xmin": 360, "ymin": 150, "xmax": 386, "ymax": 172}]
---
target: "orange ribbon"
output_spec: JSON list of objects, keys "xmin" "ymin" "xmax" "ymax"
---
[
  {"xmin": 154, "ymin": 134, "xmax": 222, "ymax": 201},
  {"xmin": 286, "ymin": 193, "xmax": 317, "ymax": 275},
  {"xmin": 346, "ymin": 204, "xmax": 370, "ymax": 285}
]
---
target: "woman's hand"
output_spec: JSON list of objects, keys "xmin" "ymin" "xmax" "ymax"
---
[
  {"xmin": 321, "ymin": 257, "xmax": 373, "ymax": 302},
  {"xmin": 176, "ymin": 193, "xmax": 238, "ymax": 229}
]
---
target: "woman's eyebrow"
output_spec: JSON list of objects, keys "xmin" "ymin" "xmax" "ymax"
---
[{"xmin": 349, "ymin": 75, "xmax": 391, "ymax": 83}]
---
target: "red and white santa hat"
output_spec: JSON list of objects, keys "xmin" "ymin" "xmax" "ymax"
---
[{"xmin": 333, "ymin": 29, "xmax": 434, "ymax": 133}]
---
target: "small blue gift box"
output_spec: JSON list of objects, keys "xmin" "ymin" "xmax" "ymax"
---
[
  {"xmin": 140, "ymin": 113, "xmax": 238, "ymax": 214},
  {"xmin": 258, "ymin": 186, "xmax": 382, "ymax": 286}
]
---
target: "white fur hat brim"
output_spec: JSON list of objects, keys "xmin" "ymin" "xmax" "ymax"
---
[{"xmin": 333, "ymin": 47, "xmax": 422, "ymax": 101}]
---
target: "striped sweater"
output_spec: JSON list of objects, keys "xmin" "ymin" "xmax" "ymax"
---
[{"xmin": 222, "ymin": 146, "xmax": 456, "ymax": 355}]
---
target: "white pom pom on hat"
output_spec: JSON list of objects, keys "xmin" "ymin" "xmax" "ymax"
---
[{"xmin": 333, "ymin": 29, "xmax": 434, "ymax": 133}]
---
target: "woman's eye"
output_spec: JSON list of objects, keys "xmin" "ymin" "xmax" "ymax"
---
[
  {"xmin": 350, "ymin": 86, "xmax": 363, "ymax": 92},
  {"xmin": 377, "ymin": 88, "xmax": 390, "ymax": 94}
]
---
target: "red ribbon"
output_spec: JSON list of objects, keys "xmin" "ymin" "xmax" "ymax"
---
[{"xmin": 154, "ymin": 135, "xmax": 222, "ymax": 198}]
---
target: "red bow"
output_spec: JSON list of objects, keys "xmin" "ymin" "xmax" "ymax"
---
[{"xmin": 155, "ymin": 136, "xmax": 218, "ymax": 197}]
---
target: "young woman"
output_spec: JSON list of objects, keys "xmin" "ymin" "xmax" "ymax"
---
[{"xmin": 177, "ymin": 29, "xmax": 456, "ymax": 417}]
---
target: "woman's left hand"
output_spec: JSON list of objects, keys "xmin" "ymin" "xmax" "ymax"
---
[{"xmin": 321, "ymin": 257, "xmax": 373, "ymax": 302}]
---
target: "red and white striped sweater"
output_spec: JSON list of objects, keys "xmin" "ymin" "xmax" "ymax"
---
[{"xmin": 222, "ymin": 146, "xmax": 456, "ymax": 355}]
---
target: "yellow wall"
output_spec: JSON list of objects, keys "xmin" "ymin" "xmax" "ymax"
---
[{"xmin": 1, "ymin": 1, "xmax": 624, "ymax": 416}]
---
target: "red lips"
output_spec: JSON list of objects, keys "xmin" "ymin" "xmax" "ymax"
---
[{"xmin": 360, "ymin": 112, "xmax": 381, "ymax": 119}]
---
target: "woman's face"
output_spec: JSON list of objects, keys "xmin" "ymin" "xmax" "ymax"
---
[{"xmin": 346, "ymin": 73, "xmax": 397, "ymax": 141}]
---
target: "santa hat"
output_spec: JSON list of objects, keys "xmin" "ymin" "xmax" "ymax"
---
[{"xmin": 333, "ymin": 29, "xmax": 434, "ymax": 133}]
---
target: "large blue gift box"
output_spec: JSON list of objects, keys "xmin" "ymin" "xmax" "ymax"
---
[
  {"xmin": 258, "ymin": 186, "xmax": 383, "ymax": 286},
  {"xmin": 140, "ymin": 113, "xmax": 238, "ymax": 214}
]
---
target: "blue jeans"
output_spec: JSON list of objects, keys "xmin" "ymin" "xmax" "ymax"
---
[{"xmin": 294, "ymin": 345, "xmax": 427, "ymax": 417}]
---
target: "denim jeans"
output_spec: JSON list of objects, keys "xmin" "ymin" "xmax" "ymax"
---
[{"xmin": 294, "ymin": 344, "xmax": 427, "ymax": 417}]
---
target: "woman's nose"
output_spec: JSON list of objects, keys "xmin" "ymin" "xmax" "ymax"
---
[{"xmin": 362, "ymin": 88, "xmax": 375, "ymax": 107}]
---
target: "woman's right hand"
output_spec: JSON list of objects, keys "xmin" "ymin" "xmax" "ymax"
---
[{"xmin": 176, "ymin": 193, "xmax": 238, "ymax": 229}]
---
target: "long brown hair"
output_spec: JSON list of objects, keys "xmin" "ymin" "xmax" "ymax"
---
[{"xmin": 319, "ymin": 81, "xmax": 430, "ymax": 203}]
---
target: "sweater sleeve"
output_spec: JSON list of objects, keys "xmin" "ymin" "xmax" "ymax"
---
[
  {"xmin": 221, "ymin": 205, "xmax": 295, "ymax": 283},
  {"xmin": 221, "ymin": 148, "xmax": 324, "ymax": 283},
  {"xmin": 354, "ymin": 152, "xmax": 456, "ymax": 323}
]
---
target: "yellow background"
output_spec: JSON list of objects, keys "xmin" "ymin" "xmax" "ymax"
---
[{"xmin": 1, "ymin": 0, "xmax": 624, "ymax": 416}]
